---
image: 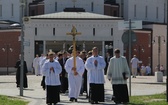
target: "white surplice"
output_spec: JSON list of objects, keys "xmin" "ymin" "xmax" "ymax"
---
[
  {"xmin": 39, "ymin": 56, "xmax": 46, "ymax": 75},
  {"xmin": 85, "ymin": 55, "xmax": 106, "ymax": 84},
  {"xmin": 65, "ymin": 56, "xmax": 85, "ymax": 98},
  {"xmin": 107, "ymin": 56, "xmax": 130, "ymax": 85},
  {"xmin": 33, "ymin": 57, "xmax": 40, "ymax": 75},
  {"xmin": 42, "ymin": 60, "xmax": 62, "ymax": 86}
]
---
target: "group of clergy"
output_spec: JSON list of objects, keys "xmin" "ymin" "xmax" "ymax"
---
[
  {"xmin": 40, "ymin": 46, "xmax": 130, "ymax": 105},
  {"xmin": 33, "ymin": 54, "xmax": 46, "ymax": 76}
]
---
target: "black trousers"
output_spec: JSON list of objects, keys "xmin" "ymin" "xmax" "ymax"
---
[{"xmin": 60, "ymin": 76, "xmax": 68, "ymax": 93}]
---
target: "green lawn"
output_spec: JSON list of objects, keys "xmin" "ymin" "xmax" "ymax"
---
[
  {"xmin": 0, "ymin": 95, "xmax": 28, "ymax": 105},
  {"xmin": 129, "ymin": 93, "xmax": 168, "ymax": 105}
]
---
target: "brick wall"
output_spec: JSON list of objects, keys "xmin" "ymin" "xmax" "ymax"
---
[
  {"xmin": 104, "ymin": 4, "xmax": 119, "ymax": 17},
  {"xmin": 0, "ymin": 29, "xmax": 21, "ymax": 67},
  {"xmin": 29, "ymin": 4, "xmax": 44, "ymax": 16},
  {"xmin": 124, "ymin": 31, "xmax": 152, "ymax": 71}
]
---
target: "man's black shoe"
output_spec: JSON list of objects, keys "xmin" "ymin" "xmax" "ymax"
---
[
  {"xmin": 69, "ymin": 97, "xmax": 75, "ymax": 102},
  {"xmin": 90, "ymin": 100, "xmax": 95, "ymax": 104},
  {"xmin": 95, "ymin": 101, "xmax": 98, "ymax": 104}
]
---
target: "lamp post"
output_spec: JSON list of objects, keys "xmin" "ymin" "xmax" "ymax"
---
[
  {"xmin": 153, "ymin": 36, "xmax": 165, "ymax": 72},
  {"xmin": 20, "ymin": 0, "xmax": 25, "ymax": 96},
  {"xmin": 133, "ymin": 45, "xmax": 144, "ymax": 61},
  {"xmin": 166, "ymin": 0, "xmax": 168, "ymax": 102},
  {"xmin": 2, "ymin": 44, "xmax": 13, "ymax": 75},
  {"xmin": 148, "ymin": 57, "xmax": 151, "ymax": 66}
]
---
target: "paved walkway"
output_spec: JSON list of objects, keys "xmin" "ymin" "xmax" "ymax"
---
[{"xmin": 0, "ymin": 75, "xmax": 166, "ymax": 105}]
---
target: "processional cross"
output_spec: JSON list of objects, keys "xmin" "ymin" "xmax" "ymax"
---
[
  {"xmin": 66, "ymin": 26, "xmax": 81, "ymax": 75},
  {"xmin": 72, "ymin": 0, "xmax": 77, "ymax": 8}
]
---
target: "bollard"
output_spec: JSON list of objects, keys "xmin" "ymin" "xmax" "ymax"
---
[{"xmin": 155, "ymin": 71, "xmax": 163, "ymax": 82}]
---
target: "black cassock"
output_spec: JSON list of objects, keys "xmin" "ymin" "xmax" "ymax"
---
[
  {"xmin": 58, "ymin": 58, "xmax": 68, "ymax": 93},
  {"xmin": 15, "ymin": 60, "xmax": 28, "ymax": 88},
  {"xmin": 83, "ymin": 57, "xmax": 87, "ymax": 94}
]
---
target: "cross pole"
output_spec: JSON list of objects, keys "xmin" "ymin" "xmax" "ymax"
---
[{"xmin": 66, "ymin": 25, "xmax": 81, "ymax": 75}]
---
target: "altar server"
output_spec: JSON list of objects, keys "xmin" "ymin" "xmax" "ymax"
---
[
  {"xmin": 85, "ymin": 47, "xmax": 106, "ymax": 104},
  {"xmin": 42, "ymin": 51, "xmax": 62, "ymax": 105}
]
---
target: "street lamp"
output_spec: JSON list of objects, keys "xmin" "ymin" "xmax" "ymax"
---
[
  {"xmin": 105, "ymin": 43, "xmax": 113, "ymax": 56},
  {"xmin": 2, "ymin": 44, "xmax": 13, "ymax": 75},
  {"xmin": 133, "ymin": 44, "xmax": 145, "ymax": 61},
  {"xmin": 153, "ymin": 36, "xmax": 165, "ymax": 72},
  {"xmin": 105, "ymin": 43, "xmax": 113, "ymax": 49}
]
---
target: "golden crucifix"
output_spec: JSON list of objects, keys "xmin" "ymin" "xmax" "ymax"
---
[{"xmin": 67, "ymin": 25, "xmax": 81, "ymax": 75}]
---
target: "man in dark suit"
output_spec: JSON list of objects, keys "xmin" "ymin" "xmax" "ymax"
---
[
  {"xmin": 105, "ymin": 51, "xmax": 112, "ymax": 75},
  {"xmin": 58, "ymin": 51, "xmax": 69, "ymax": 93}
]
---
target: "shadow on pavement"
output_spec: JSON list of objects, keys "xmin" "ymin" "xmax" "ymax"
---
[
  {"xmin": 23, "ymin": 88, "xmax": 34, "ymax": 91},
  {"xmin": 0, "ymin": 82, "xmax": 15, "ymax": 84},
  {"xmin": 131, "ymin": 82, "xmax": 166, "ymax": 85},
  {"xmin": 128, "ymin": 103, "xmax": 145, "ymax": 105},
  {"xmin": 22, "ymin": 95, "xmax": 45, "ymax": 100}
]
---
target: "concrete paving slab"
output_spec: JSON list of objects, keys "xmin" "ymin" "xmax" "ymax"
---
[{"xmin": 0, "ymin": 75, "xmax": 166, "ymax": 105}]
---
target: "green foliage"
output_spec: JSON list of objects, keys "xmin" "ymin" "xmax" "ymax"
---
[{"xmin": 0, "ymin": 95, "xmax": 28, "ymax": 105}]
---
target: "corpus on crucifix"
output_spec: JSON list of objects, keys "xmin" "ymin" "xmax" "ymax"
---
[{"xmin": 66, "ymin": 25, "xmax": 81, "ymax": 75}]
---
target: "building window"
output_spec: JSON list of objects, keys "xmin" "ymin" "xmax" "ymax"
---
[
  {"xmin": 0, "ymin": 5, "xmax": 2, "ymax": 17},
  {"xmin": 91, "ymin": 2, "xmax": 94, "ymax": 12},
  {"xmin": 53, "ymin": 28, "xmax": 55, "ymax": 35},
  {"xmin": 55, "ymin": 2, "xmax": 57, "ymax": 12},
  {"xmin": 145, "ymin": 6, "xmax": 148, "ymax": 18},
  {"xmin": 111, "ymin": 28, "xmax": 113, "ymax": 36},
  {"xmin": 156, "ymin": 7, "xmax": 158, "ymax": 19},
  {"xmin": 134, "ymin": 5, "xmax": 136, "ymax": 17},
  {"xmin": 93, "ymin": 28, "xmax": 95, "ymax": 36},
  {"xmin": 11, "ymin": 4, "xmax": 14, "ymax": 17},
  {"xmin": 113, "ymin": 10, "xmax": 117, "ymax": 16},
  {"xmin": 35, "ymin": 28, "xmax": 37, "ymax": 35}
]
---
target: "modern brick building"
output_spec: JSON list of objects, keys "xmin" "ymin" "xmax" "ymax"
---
[
  {"xmin": 104, "ymin": 0, "xmax": 119, "ymax": 17},
  {"xmin": 0, "ymin": 29, "xmax": 21, "ymax": 69},
  {"xmin": 29, "ymin": 0, "xmax": 44, "ymax": 16}
]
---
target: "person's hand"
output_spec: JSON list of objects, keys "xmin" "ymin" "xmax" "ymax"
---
[
  {"xmin": 124, "ymin": 77, "xmax": 128, "ymax": 80},
  {"xmin": 50, "ymin": 67, "xmax": 54, "ymax": 72},
  {"xmin": 72, "ymin": 67, "xmax": 76, "ymax": 71},
  {"xmin": 94, "ymin": 60, "xmax": 98, "ymax": 67},
  {"xmin": 74, "ymin": 71, "xmax": 78, "ymax": 76}
]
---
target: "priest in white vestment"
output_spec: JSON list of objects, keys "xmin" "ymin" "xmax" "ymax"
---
[
  {"xmin": 42, "ymin": 52, "xmax": 62, "ymax": 105},
  {"xmin": 65, "ymin": 47, "xmax": 85, "ymax": 102},
  {"xmin": 107, "ymin": 49, "xmax": 130, "ymax": 104},
  {"xmin": 33, "ymin": 54, "xmax": 40, "ymax": 76},
  {"xmin": 39, "ymin": 54, "xmax": 46, "ymax": 75},
  {"xmin": 85, "ymin": 47, "xmax": 106, "ymax": 104}
]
